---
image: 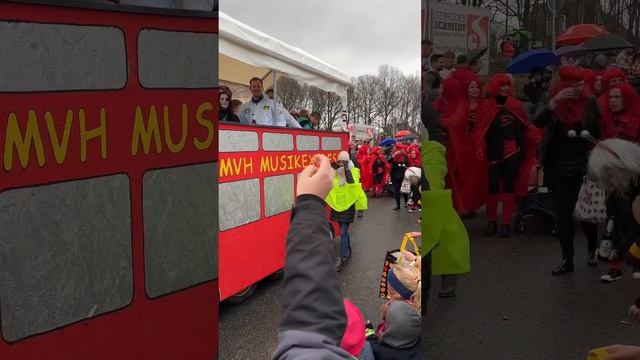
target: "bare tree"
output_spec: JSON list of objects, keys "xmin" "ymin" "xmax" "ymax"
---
[
  {"xmin": 351, "ymin": 74, "xmax": 379, "ymax": 125},
  {"xmin": 276, "ymin": 77, "xmax": 307, "ymax": 111},
  {"xmin": 374, "ymin": 64, "xmax": 403, "ymax": 133}
]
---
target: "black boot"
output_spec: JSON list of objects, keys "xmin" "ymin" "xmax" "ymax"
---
[
  {"xmin": 552, "ymin": 258, "xmax": 574, "ymax": 276},
  {"xmin": 484, "ymin": 221, "xmax": 497, "ymax": 236},
  {"xmin": 500, "ymin": 224, "xmax": 511, "ymax": 238},
  {"xmin": 334, "ymin": 257, "xmax": 347, "ymax": 272}
]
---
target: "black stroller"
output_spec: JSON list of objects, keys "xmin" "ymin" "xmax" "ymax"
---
[{"xmin": 514, "ymin": 165, "xmax": 558, "ymax": 236}]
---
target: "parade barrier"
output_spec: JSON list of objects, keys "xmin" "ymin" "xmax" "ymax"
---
[{"xmin": 0, "ymin": 2, "xmax": 218, "ymax": 358}]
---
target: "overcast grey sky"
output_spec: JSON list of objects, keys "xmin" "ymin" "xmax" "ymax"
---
[{"xmin": 221, "ymin": 0, "xmax": 420, "ymax": 78}]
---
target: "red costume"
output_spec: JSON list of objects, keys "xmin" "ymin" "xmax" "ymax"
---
[
  {"xmin": 407, "ymin": 143, "xmax": 422, "ymax": 168},
  {"xmin": 357, "ymin": 144, "xmax": 373, "ymax": 191},
  {"xmin": 598, "ymin": 67, "xmax": 628, "ymax": 111},
  {"xmin": 370, "ymin": 146, "xmax": 389, "ymax": 197},
  {"xmin": 601, "ymin": 83, "xmax": 640, "ymax": 142},
  {"xmin": 437, "ymin": 78, "xmax": 470, "ymax": 213},
  {"xmin": 458, "ymin": 73, "xmax": 488, "ymax": 213},
  {"xmin": 473, "ymin": 74, "xmax": 540, "ymax": 226}
]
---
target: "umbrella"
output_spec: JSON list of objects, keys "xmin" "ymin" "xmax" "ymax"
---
[
  {"xmin": 584, "ymin": 33, "xmax": 633, "ymax": 52},
  {"xmin": 556, "ymin": 24, "xmax": 607, "ymax": 46},
  {"xmin": 507, "ymin": 49, "xmax": 556, "ymax": 74},
  {"xmin": 555, "ymin": 45, "xmax": 587, "ymax": 58},
  {"xmin": 465, "ymin": 47, "xmax": 488, "ymax": 63},
  {"xmin": 394, "ymin": 130, "xmax": 411, "ymax": 138},
  {"xmin": 555, "ymin": 45, "xmax": 588, "ymax": 65},
  {"xmin": 379, "ymin": 138, "xmax": 396, "ymax": 147}
]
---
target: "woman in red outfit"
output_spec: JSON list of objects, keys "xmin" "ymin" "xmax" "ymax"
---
[
  {"xmin": 473, "ymin": 74, "xmax": 539, "ymax": 237},
  {"xmin": 436, "ymin": 78, "xmax": 469, "ymax": 214},
  {"xmin": 357, "ymin": 143, "xmax": 373, "ymax": 192},
  {"xmin": 598, "ymin": 82, "xmax": 640, "ymax": 282},
  {"xmin": 459, "ymin": 73, "xmax": 488, "ymax": 216},
  {"xmin": 599, "ymin": 67, "xmax": 627, "ymax": 110},
  {"xmin": 601, "ymin": 83, "xmax": 640, "ymax": 142},
  {"xmin": 407, "ymin": 143, "xmax": 422, "ymax": 168}
]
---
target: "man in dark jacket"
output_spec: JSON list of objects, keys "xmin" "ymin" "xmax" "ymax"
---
[{"xmin": 272, "ymin": 155, "xmax": 352, "ymax": 359}]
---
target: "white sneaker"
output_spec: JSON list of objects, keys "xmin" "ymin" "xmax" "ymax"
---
[
  {"xmin": 633, "ymin": 269, "xmax": 640, "ymax": 280},
  {"xmin": 598, "ymin": 240, "xmax": 612, "ymax": 259},
  {"xmin": 601, "ymin": 269, "xmax": 623, "ymax": 282}
]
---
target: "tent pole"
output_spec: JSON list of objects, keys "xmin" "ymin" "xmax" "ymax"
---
[{"xmin": 272, "ymin": 69, "xmax": 278, "ymax": 102}]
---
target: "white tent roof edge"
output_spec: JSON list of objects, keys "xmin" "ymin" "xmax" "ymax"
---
[{"xmin": 219, "ymin": 11, "xmax": 351, "ymax": 106}]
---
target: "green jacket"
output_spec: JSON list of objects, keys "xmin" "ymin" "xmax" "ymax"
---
[{"xmin": 421, "ymin": 140, "xmax": 470, "ymax": 275}]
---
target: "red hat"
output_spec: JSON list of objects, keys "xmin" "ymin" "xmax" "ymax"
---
[
  {"xmin": 559, "ymin": 66, "xmax": 584, "ymax": 82},
  {"xmin": 603, "ymin": 67, "xmax": 627, "ymax": 90},
  {"xmin": 486, "ymin": 73, "xmax": 512, "ymax": 97},
  {"xmin": 340, "ymin": 299, "xmax": 365, "ymax": 356}
]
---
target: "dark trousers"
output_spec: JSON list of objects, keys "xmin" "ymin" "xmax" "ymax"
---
[
  {"xmin": 423, "ymin": 252, "xmax": 431, "ymax": 316},
  {"xmin": 488, "ymin": 157, "xmax": 520, "ymax": 195},
  {"xmin": 548, "ymin": 174, "xmax": 583, "ymax": 261},
  {"xmin": 393, "ymin": 178, "xmax": 408, "ymax": 207},
  {"xmin": 607, "ymin": 194, "xmax": 638, "ymax": 253},
  {"xmin": 580, "ymin": 222, "xmax": 599, "ymax": 253}
]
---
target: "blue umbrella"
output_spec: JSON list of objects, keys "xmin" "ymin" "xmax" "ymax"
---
[
  {"xmin": 379, "ymin": 138, "xmax": 396, "ymax": 147},
  {"xmin": 507, "ymin": 49, "xmax": 556, "ymax": 74}
]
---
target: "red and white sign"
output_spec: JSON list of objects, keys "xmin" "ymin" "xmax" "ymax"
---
[
  {"xmin": 427, "ymin": 0, "xmax": 490, "ymax": 75},
  {"xmin": 348, "ymin": 123, "xmax": 375, "ymax": 141}
]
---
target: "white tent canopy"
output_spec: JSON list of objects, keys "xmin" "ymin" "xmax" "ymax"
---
[{"xmin": 219, "ymin": 11, "xmax": 351, "ymax": 107}]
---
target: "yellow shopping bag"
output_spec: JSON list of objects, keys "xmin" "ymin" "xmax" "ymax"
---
[{"xmin": 379, "ymin": 233, "xmax": 421, "ymax": 298}]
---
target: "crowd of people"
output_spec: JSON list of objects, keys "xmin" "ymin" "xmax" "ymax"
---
[
  {"xmin": 422, "ymin": 40, "xmax": 640, "ymax": 357},
  {"xmin": 218, "ymin": 77, "xmax": 324, "ymax": 129}
]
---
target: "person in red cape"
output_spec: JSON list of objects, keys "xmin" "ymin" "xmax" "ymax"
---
[
  {"xmin": 458, "ymin": 73, "xmax": 488, "ymax": 216},
  {"xmin": 599, "ymin": 67, "xmax": 628, "ymax": 110},
  {"xmin": 601, "ymin": 83, "xmax": 640, "ymax": 142},
  {"xmin": 370, "ymin": 146, "xmax": 389, "ymax": 198},
  {"xmin": 436, "ymin": 78, "xmax": 470, "ymax": 214},
  {"xmin": 407, "ymin": 143, "xmax": 422, "ymax": 168},
  {"xmin": 357, "ymin": 143, "xmax": 373, "ymax": 192},
  {"xmin": 597, "ymin": 83, "xmax": 640, "ymax": 283},
  {"xmin": 533, "ymin": 65, "xmax": 602, "ymax": 275},
  {"xmin": 473, "ymin": 73, "xmax": 539, "ymax": 238}
]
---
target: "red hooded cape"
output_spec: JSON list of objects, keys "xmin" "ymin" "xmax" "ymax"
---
[
  {"xmin": 357, "ymin": 144, "xmax": 373, "ymax": 191},
  {"xmin": 598, "ymin": 67, "xmax": 628, "ymax": 111},
  {"xmin": 473, "ymin": 74, "xmax": 541, "ymax": 197},
  {"xmin": 407, "ymin": 144, "xmax": 422, "ymax": 168},
  {"xmin": 370, "ymin": 146, "xmax": 390, "ymax": 184},
  {"xmin": 601, "ymin": 83, "xmax": 640, "ymax": 142},
  {"xmin": 438, "ymin": 78, "xmax": 472, "ymax": 212},
  {"xmin": 458, "ymin": 73, "xmax": 488, "ymax": 212}
]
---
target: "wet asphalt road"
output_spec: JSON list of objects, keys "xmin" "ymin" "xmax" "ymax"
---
[
  {"xmin": 424, "ymin": 214, "xmax": 640, "ymax": 359},
  {"xmin": 219, "ymin": 196, "xmax": 421, "ymax": 360}
]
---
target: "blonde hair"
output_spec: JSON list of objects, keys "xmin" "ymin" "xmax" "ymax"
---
[{"xmin": 390, "ymin": 258, "xmax": 422, "ymax": 312}]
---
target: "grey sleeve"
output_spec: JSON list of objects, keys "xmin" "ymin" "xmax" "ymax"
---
[
  {"xmin": 273, "ymin": 330, "xmax": 351, "ymax": 360},
  {"xmin": 278, "ymin": 195, "xmax": 347, "ymax": 344}
]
